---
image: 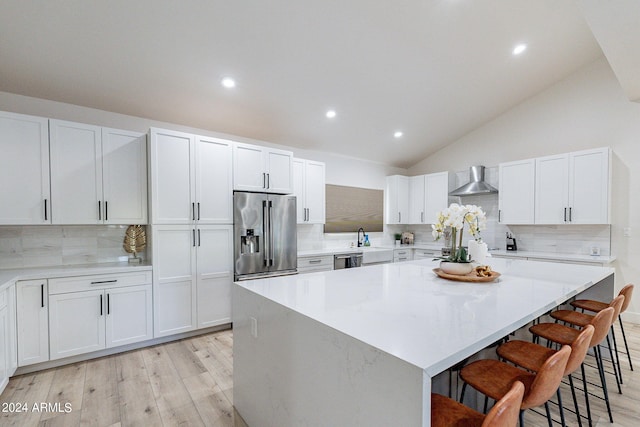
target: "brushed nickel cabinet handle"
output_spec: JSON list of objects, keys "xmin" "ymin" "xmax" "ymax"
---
[
  {"xmin": 44, "ymin": 199, "xmax": 48, "ymax": 221},
  {"xmin": 105, "ymin": 201, "xmax": 108, "ymax": 221},
  {"xmin": 98, "ymin": 201, "xmax": 102, "ymax": 220},
  {"xmin": 100, "ymin": 294, "xmax": 103, "ymax": 316},
  {"xmin": 198, "ymin": 228, "xmax": 201, "ymax": 246},
  {"xmin": 41, "ymin": 284, "xmax": 45, "ymax": 308},
  {"xmin": 107, "ymin": 293, "xmax": 110, "ymax": 315},
  {"xmin": 197, "ymin": 202, "xmax": 200, "ymax": 220}
]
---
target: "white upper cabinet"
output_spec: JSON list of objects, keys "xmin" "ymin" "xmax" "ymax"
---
[
  {"xmin": 150, "ymin": 128, "xmax": 195, "ymax": 224},
  {"xmin": 408, "ymin": 175, "xmax": 425, "ymax": 224},
  {"xmin": 50, "ymin": 120, "xmax": 147, "ymax": 225},
  {"xmin": 535, "ymin": 154, "xmax": 569, "ymax": 224},
  {"xmin": 385, "ymin": 175, "xmax": 409, "ymax": 224},
  {"xmin": 569, "ymin": 148, "xmax": 610, "ymax": 224},
  {"xmin": 195, "ymin": 136, "xmax": 233, "ymax": 224},
  {"xmin": 150, "ymin": 128, "xmax": 233, "ymax": 225},
  {"xmin": 293, "ymin": 158, "xmax": 325, "ymax": 224},
  {"xmin": 0, "ymin": 111, "xmax": 51, "ymax": 224},
  {"xmin": 233, "ymin": 142, "xmax": 293, "ymax": 194},
  {"xmin": 499, "ymin": 159, "xmax": 535, "ymax": 224},
  {"xmin": 50, "ymin": 120, "xmax": 103, "ymax": 224},
  {"xmin": 409, "ymin": 172, "xmax": 449, "ymax": 225},
  {"xmin": 535, "ymin": 148, "xmax": 610, "ymax": 224},
  {"xmin": 101, "ymin": 128, "xmax": 148, "ymax": 224}
]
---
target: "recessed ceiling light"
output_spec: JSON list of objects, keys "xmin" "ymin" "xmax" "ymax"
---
[
  {"xmin": 394, "ymin": 131, "xmax": 403, "ymax": 139},
  {"xmin": 326, "ymin": 110, "xmax": 336, "ymax": 119},
  {"xmin": 512, "ymin": 44, "xmax": 527, "ymax": 55},
  {"xmin": 221, "ymin": 77, "xmax": 236, "ymax": 88}
]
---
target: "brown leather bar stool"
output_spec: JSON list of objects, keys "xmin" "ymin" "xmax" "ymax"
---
[
  {"xmin": 497, "ymin": 325, "xmax": 595, "ymax": 427},
  {"xmin": 550, "ymin": 295, "xmax": 624, "ymax": 393},
  {"xmin": 530, "ymin": 307, "xmax": 615, "ymax": 426},
  {"xmin": 460, "ymin": 345, "xmax": 571, "ymax": 427},
  {"xmin": 572, "ymin": 284, "xmax": 634, "ymax": 373},
  {"xmin": 432, "ymin": 381, "xmax": 525, "ymax": 427}
]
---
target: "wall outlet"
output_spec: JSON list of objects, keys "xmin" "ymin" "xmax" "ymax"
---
[
  {"xmin": 250, "ymin": 317, "xmax": 258, "ymax": 338},
  {"xmin": 590, "ymin": 246, "xmax": 600, "ymax": 256},
  {"xmin": 623, "ymin": 227, "xmax": 631, "ymax": 237}
]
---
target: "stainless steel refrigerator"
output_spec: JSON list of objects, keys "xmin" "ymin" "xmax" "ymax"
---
[{"xmin": 233, "ymin": 191, "xmax": 297, "ymax": 280}]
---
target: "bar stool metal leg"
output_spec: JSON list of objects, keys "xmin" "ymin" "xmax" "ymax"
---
[
  {"xmin": 610, "ymin": 325, "xmax": 624, "ymax": 383},
  {"xmin": 605, "ymin": 334, "xmax": 622, "ymax": 394},
  {"xmin": 595, "ymin": 345, "xmax": 614, "ymax": 423},
  {"xmin": 556, "ymin": 388, "xmax": 566, "ymax": 427},
  {"xmin": 580, "ymin": 363, "xmax": 593, "ymax": 427},
  {"xmin": 568, "ymin": 373, "xmax": 582, "ymax": 427},
  {"xmin": 618, "ymin": 314, "xmax": 634, "ymax": 371}
]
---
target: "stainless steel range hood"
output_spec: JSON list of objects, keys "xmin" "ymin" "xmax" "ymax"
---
[{"xmin": 449, "ymin": 165, "xmax": 498, "ymax": 196}]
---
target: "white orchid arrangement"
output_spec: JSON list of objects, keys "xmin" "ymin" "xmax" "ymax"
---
[{"xmin": 432, "ymin": 203, "xmax": 487, "ymax": 263}]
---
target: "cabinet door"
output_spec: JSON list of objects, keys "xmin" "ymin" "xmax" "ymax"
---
[
  {"xmin": 569, "ymin": 148, "xmax": 610, "ymax": 224},
  {"xmin": 305, "ymin": 161, "xmax": 325, "ymax": 224},
  {"xmin": 50, "ymin": 120, "xmax": 102, "ymax": 224},
  {"xmin": 16, "ymin": 280, "xmax": 49, "ymax": 366},
  {"xmin": 0, "ymin": 111, "xmax": 51, "ymax": 224},
  {"xmin": 149, "ymin": 128, "xmax": 195, "ymax": 224},
  {"xmin": 0, "ymin": 303, "xmax": 7, "ymax": 390},
  {"xmin": 49, "ymin": 289, "xmax": 106, "ymax": 360},
  {"xmin": 385, "ymin": 175, "xmax": 409, "ymax": 224},
  {"xmin": 424, "ymin": 172, "xmax": 449, "ymax": 225},
  {"xmin": 265, "ymin": 148, "xmax": 293, "ymax": 194},
  {"xmin": 105, "ymin": 284, "xmax": 153, "ymax": 348},
  {"xmin": 196, "ymin": 225, "xmax": 233, "ymax": 328},
  {"xmin": 292, "ymin": 159, "xmax": 306, "ymax": 223},
  {"xmin": 234, "ymin": 143, "xmax": 266, "ymax": 192},
  {"xmin": 498, "ymin": 159, "xmax": 535, "ymax": 224},
  {"xmin": 535, "ymin": 154, "xmax": 569, "ymax": 224},
  {"xmin": 152, "ymin": 225, "xmax": 197, "ymax": 337},
  {"xmin": 408, "ymin": 175, "xmax": 425, "ymax": 224},
  {"xmin": 195, "ymin": 136, "xmax": 233, "ymax": 224},
  {"xmin": 102, "ymin": 128, "xmax": 148, "ymax": 224}
]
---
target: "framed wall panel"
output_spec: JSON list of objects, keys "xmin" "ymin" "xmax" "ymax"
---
[{"xmin": 325, "ymin": 184, "xmax": 383, "ymax": 233}]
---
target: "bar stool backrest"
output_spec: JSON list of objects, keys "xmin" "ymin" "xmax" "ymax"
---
[
  {"xmin": 482, "ymin": 380, "xmax": 525, "ymax": 427},
  {"xmin": 589, "ymin": 307, "xmax": 615, "ymax": 347},
  {"xmin": 619, "ymin": 284, "xmax": 634, "ymax": 313},
  {"xmin": 565, "ymin": 324, "xmax": 594, "ymax": 375},
  {"xmin": 609, "ymin": 295, "xmax": 625, "ymax": 320},
  {"xmin": 522, "ymin": 345, "xmax": 571, "ymax": 409}
]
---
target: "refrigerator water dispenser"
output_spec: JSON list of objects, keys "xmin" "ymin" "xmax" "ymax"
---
[{"xmin": 241, "ymin": 229, "xmax": 260, "ymax": 254}]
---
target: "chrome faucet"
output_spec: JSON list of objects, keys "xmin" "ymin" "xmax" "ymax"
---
[{"xmin": 357, "ymin": 227, "xmax": 365, "ymax": 247}]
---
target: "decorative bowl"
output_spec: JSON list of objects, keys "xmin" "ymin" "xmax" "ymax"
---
[{"xmin": 439, "ymin": 261, "xmax": 474, "ymax": 275}]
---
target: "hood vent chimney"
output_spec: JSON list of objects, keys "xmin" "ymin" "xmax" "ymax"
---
[{"xmin": 449, "ymin": 165, "xmax": 498, "ymax": 196}]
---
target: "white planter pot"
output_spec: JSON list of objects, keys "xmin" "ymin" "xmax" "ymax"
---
[{"xmin": 440, "ymin": 261, "xmax": 473, "ymax": 275}]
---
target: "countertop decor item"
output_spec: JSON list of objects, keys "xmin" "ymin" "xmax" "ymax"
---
[
  {"xmin": 432, "ymin": 203, "xmax": 487, "ymax": 274},
  {"xmin": 123, "ymin": 225, "xmax": 146, "ymax": 264},
  {"xmin": 433, "ymin": 267, "xmax": 500, "ymax": 283}
]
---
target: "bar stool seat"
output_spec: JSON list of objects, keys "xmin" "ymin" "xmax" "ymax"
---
[
  {"xmin": 497, "ymin": 326, "xmax": 594, "ymax": 427},
  {"xmin": 530, "ymin": 307, "xmax": 616, "ymax": 424},
  {"xmin": 431, "ymin": 381, "xmax": 525, "ymax": 427},
  {"xmin": 460, "ymin": 346, "xmax": 571, "ymax": 426},
  {"xmin": 550, "ymin": 310, "xmax": 592, "ymax": 327},
  {"xmin": 572, "ymin": 284, "xmax": 635, "ymax": 373}
]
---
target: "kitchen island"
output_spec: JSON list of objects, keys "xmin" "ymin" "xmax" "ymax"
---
[{"xmin": 232, "ymin": 258, "xmax": 614, "ymax": 427}]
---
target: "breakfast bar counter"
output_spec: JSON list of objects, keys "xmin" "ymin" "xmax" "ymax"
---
[{"xmin": 232, "ymin": 258, "xmax": 614, "ymax": 427}]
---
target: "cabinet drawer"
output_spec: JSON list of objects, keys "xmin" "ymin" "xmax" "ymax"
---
[
  {"xmin": 298, "ymin": 255, "xmax": 333, "ymax": 269},
  {"xmin": 414, "ymin": 250, "xmax": 439, "ymax": 259},
  {"xmin": 49, "ymin": 271, "xmax": 152, "ymax": 294}
]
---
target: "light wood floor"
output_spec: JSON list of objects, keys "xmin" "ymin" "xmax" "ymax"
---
[{"xmin": 1, "ymin": 324, "xmax": 638, "ymax": 426}]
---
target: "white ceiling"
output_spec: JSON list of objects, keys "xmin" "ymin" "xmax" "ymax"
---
[{"xmin": 0, "ymin": 1, "xmax": 605, "ymax": 168}]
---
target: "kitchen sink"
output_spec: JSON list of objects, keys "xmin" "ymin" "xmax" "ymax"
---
[{"xmin": 360, "ymin": 247, "xmax": 394, "ymax": 264}]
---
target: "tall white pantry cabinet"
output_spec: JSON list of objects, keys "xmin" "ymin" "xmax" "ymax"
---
[{"xmin": 149, "ymin": 128, "xmax": 233, "ymax": 338}]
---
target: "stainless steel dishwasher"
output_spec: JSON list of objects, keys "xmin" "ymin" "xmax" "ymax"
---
[{"xmin": 333, "ymin": 253, "xmax": 363, "ymax": 269}]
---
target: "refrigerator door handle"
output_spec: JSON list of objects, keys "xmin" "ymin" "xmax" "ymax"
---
[
  {"xmin": 269, "ymin": 201, "xmax": 274, "ymax": 266},
  {"xmin": 263, "ymin": 200, "xmax": 269, "ymax": 266}
]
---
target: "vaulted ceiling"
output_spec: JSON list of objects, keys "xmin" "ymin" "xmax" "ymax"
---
[{"xmin": 0, "ymin": 1, "xmax": 615, "ymax": 168}]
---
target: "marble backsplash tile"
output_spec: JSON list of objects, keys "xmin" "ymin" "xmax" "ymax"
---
[{"xmin": 0, "ymin": 225, "xmax": 146, "ymax": 269}]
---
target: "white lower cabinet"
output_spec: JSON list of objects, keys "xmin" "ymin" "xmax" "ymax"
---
[
  {"xmin": 297, "ymin": 255, "xmax": 334, "ymax": 274},
  {"xmin": 16, "ymin": 280, "xmax": 49, "ymax": 366},
  {"xmin": 152, "ymin": 225, "xmax": 233, "ymax": 337},
  {"xmin": 393, "ymin": 248, "xmax": 414, "ymax": 262},
  {"xmin": 0, "ymin": 284, "xmax": 17, "ymax": 392},
  {"xmin": 48, "ymin": 272, "xmax": 152, "ymax": 360}
]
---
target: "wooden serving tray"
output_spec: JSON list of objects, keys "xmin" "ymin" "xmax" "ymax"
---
[{"xmin": 433, "ymin": 268, "xmax": 501, "ymax": 283}]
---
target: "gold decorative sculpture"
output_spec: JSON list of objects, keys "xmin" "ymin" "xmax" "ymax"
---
[{"xmin": 123, "ymin": 225, "xmax": 146, "ymax": 264}]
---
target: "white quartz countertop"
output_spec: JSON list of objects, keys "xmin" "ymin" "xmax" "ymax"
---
[
  {"xmin": 0, "ymin": 262, "xmax": 152, "ymax": 290},
  {"xmin": 490, "ymin": 250, "xmax": 616, "ymax": 264},
  {"xmin": 298, "ymin": 244, "xmax": 441, "ymax": 257},
  {"xmin": 235, "ymin": 258, "xmax": 614, "ymax": 376}
]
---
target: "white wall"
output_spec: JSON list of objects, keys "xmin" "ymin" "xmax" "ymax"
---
[{"xmin": 409, "ymin": 57, "xmax": 640, "ymax": 323}]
